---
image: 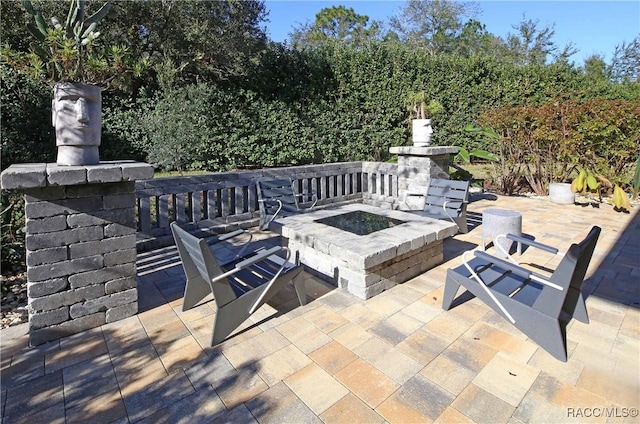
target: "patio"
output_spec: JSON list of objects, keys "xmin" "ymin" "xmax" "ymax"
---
[{"xmin": 1, "ymin": 194, "xmax": 638, "ymax": 423}]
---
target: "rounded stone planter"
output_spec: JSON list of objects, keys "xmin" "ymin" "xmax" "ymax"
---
[
  {"xmin": 412, "ymin": 119, "xmax": 433, "ymax": 147},
  {"xmin": 549, "ymin": 182, "xmax": 575, "ymax": 205}
]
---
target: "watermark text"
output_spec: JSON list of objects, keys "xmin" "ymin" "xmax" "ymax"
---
[{"xmin": 567, "ymin": 407, "xmax": 638, "ymax": 418}]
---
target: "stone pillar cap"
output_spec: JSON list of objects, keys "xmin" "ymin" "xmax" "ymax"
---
[
  {"xmin": 389, "ymin": 146, "xmax": 459, "ymax": 156},
  {"xmin": 1, "ymin": 161, "xmax": 154, "ymax": 190}
]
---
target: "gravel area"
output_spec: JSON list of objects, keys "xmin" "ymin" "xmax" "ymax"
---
[{"xmin": 1, "ymin": 273, "xmax": 28, "ymax": 329}]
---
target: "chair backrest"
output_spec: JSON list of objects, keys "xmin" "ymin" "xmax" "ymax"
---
[
  {"xmin": 533, "ymin": 226, "xmax": 601, "ymax": 317},
  {"xmin": 424, "ymin": 178, "xmax": 470, "ymax": 217},
  {"xmin": 170, "ymin": 222, "xmax": 237, "ymax": 306},
  {"xmin": 257, "ymin": 178, "xmax": 300, "ymax": 228}
]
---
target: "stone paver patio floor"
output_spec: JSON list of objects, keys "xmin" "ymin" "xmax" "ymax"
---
[{"xmin": 2, "ymin": 194, "xmax": 639, "ymax": 423}]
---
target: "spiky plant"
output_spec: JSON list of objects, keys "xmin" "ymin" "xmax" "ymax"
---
[{"xmin": 2, "ymin": 0, "xmax": 147, "ymax": 88}]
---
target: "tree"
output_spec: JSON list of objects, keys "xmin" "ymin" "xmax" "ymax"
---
[
  {"xmin": 452, "ymin": 19, "xmax": 503, "ymax": 57},
  {"xmin": 290, "ymin": 6, "xmax": 381, "ymax": 49},
  {"xmin": 583, "ymin": 54, "xmax": 608, "ymax": 81},
  {"xmin": 502, "ymin": 15, "xmax": 576, "ymax": 65},
  {"xmin": 388, "ymin": 0, "xmax": 479, "ymax": 55},
  {"xmin": 3, "ymin": 0, "xmax": 269, "ymax": 88},
  {"xmin": 76, "ymin": 0, "xmax": 268, "ymax": 86},
  {"xmin": 608, "ymin": 36, "xmax": 640, "ymax": 83}
]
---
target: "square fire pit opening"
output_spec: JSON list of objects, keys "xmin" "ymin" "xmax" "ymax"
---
[{"xmin": 314, "ymin": 210, "xmax": 406, "ymax": 236}]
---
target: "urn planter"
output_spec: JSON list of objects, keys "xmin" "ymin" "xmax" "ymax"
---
[
  {"xmin": 549, "ymin": 182, "xmax": 575, "ymax": 205},
  {"xmin": 412, "ymin": 118, "xmax": 433, "ymax": 147}
]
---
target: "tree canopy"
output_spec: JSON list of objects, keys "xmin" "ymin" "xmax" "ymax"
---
[{"xmin": 290, "ymin": 5, "xmax": 381, "ymax": 48}]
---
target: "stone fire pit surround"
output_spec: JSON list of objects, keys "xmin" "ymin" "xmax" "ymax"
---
[{"xmin": 272, "ymin": 203, "xmax": 457, "ymax": 299}]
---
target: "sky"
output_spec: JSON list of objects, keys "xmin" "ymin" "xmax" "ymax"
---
[{"xmin": 263, "ymin": 1, "xmax": 640, "ymax": 65}]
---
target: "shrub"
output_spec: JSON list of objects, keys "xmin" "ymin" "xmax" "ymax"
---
[
  {"xmin": 1, "ymin": 65, "xmax": 55, "ymax": 168},
  {"xmin": 480, "ymin": 98, "xmax": 640, "ymax": 196}
]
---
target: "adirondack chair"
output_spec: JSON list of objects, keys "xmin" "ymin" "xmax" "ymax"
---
[
  {"xmin": 256, "ymin": 178, "xmax": 318, "ymax": 230},
  {"xmin": 442, "ymin": 226, "xmax": 601, "ymax": 361},
  {"xmin": 171, "ymin": 222, "xmax": 306, "ymax": 346},
  {"xmin": 400, "ymin": 178, "xmax": 470, "ymax": 233}
]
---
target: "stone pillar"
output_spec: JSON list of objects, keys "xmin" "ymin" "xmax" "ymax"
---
[
  {"xmin": 389, "ymin": 146, "xmax": 458, "ymax": 209},
  {"xmin": 0, "ymin": 161, "xmax": 153, "ymax": 345}
]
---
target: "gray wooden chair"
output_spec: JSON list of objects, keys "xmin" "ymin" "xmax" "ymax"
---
[
  {"xmin": 171, "ymin": 222, "xmax": 306, "ymax": 346},
  {"xmin": 442, "ymin": 226, "xmax": 601, "ymax": 361},
  {"xmin": 400, "ymin": 178, "xmax": 470, "ymax": 233},
  {"xmin": 256, "ymin": 178, "xmax": 318, "ymax": 230}
]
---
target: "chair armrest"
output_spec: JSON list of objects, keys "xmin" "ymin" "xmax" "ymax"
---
[
  {"xmin": 235, "ymin": 246, "xmax": 285, "ymax": 269},
  {"xmin": 258, "ymin": 198, "xmax": 284, "ymax": 224},
  {"xmin": 294, "ymin": 192, "xmax": 318, "ymax": 209},
  {"xmin": 217, "ymin": 229, "xmax": 246, "ymax": 242},
  {"xmin": 398, "ymin": 192, "xmax": 425, "ymax": 211},
  {"xmin": 211, "ymin": 246, "xmax": 288, "ymax": 282},
  {"xmin": 505, "ymin": 234, "xmax": 559, "ymax": 254}
]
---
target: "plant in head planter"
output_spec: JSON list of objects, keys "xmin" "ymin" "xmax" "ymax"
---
[
  {"xmin": 17, "ymin": 0, "xmax": 145, "ymax": 166},
  {"xmin": 406, "ymin": 91, "xmax": 443, "ymax": 147}
]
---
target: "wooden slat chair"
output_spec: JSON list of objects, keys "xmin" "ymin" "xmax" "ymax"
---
[
  {"xmin": 400, "ymin": 178, "xmax": 470, "ymax": 233},
  {"xmin": 442, "ymin": 226, "xmax": 601, "ymax": 361},
  {"xmin": 256, "ymin": 178, "xmax": 318, "ymax": 230},
  {"xmin": 171, "ymin": 222, "xmax": 306, "ymax": 346}
]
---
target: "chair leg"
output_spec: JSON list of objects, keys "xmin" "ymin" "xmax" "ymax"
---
[
  {"xmin": 442, "ymin": 272, "xmax": 461, "ymax": 310},
  {"xmin": 540, "ymin": 323, "xmax": 568, "ymax": 362},
  {"xmin": 520, "ymin": 318, "xmax": 568, "ymax": 362},
  {"xmin": 211, "ymin": 295, "xmax": 256, "ymax": 346},
  {"xmin": 183, "ymin": 276, "xmax": 213, "ymax": 311},
  {"xmin": 572, "ymin": 292, "xmax": 589, "ymax": 324},
  {"xmin": 455, "ymin": 215, "xmax": 469, "ymax": 234}
]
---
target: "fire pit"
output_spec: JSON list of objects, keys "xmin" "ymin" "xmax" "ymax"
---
[
  {"xmin": 315, "ymin": 210, "xmax": 405, "ymax": 236},
  {"xmin": 270, "ymin": 204, "xmax": 457, "ymax": 299}
]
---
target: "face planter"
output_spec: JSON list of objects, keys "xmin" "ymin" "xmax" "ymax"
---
[{"xmin": 53, "ymin": 83, "xmax": 102, "ymax": 165}]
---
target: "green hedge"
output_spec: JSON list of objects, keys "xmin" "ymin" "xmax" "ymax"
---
[{"xmin": 2, "ymin": 42, "xmax": 639, "ymax": 174}]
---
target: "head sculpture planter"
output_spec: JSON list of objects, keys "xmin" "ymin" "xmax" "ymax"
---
[{"xmin": 53, "ymin": 83, "xmax": 102, "ymax": 166}]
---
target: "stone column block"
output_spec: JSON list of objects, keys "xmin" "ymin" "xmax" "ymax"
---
[
  {"xmin": 389, "ymin": 146, "xmax": 458, "ymax": 208},
  {"xmin": 0, "ymin": 161, "xmax": 153, "ymax": 346}
]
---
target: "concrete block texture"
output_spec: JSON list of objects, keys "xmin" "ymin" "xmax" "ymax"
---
[
  {"xmin": 29, "ymin": 312, "xmax": 106, "ymax": 346},
  {"xmin": 2, "ymin": 163, "xmax": 150, "ymax": 345},
  {"xmin": 25, "ymin": 215, "xmax": 68, "ymax": 234},
  {"xmin": 27, "ymin": 278, "xmax": 68, "ymax": 298},
  {"xmin": 106, "ymin": 302, "xmax": 138, "ymax": 323},
  {"xmin": 25, "ymin": 197, "xmax": 103, "ymax": 219},
  {"xmin": 26, "ymin": 226, "xmax": 104, "ymax": 251},
  {"xmin": 29, "ymin": 284, "xmax": 105, "ymax": 312},
  {"xmin": 68, "ymin": 263, "xmax": 136, "ymax": 289},
  {"xmin": 29, "ymin": 307, "xmax": 69, "ymax": 330},
  {"xmin": 27, "ymin": 255, "xmax": 104, "ymax": 282},
  {"xmin": 46, "ymin": 165, "xmax": 87, "ymax": 186},
  {"xmin": 26, "ymin": 246, "xmax": 69, "ymax": 267},
  {"xmin": 105, "ymin": 277, "xmax": 137, "ymax": 295},
  {"xmin": 69, "ymin": 289, "xmax": 137, "ymax": 319},
  {"xmin": 0, "ymin": 163, "xmax": 47, "ymax": 189},
  {"xmin": 69, "ymin": 235, "xmax": 136, "ymax": 259}
]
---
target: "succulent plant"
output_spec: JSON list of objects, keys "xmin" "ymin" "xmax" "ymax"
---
[{"xmin": 7, "ymin": 0, "xmax": 146, "ymax": 87}]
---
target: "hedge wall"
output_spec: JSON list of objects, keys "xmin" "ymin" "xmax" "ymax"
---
[{"xmin": 2, "ymin": 42, "xmax": 639, "ymax": 173}]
